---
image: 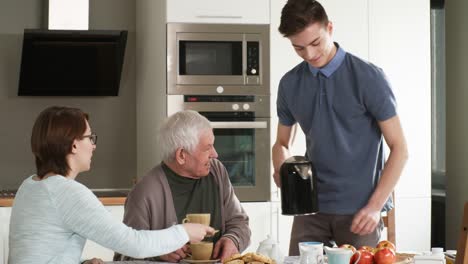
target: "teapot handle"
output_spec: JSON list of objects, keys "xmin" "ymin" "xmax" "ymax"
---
[{"xmin": 350, "ymin": 251, "xmax": 361, "ymax": 264}]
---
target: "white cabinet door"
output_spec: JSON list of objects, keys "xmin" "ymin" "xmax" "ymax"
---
[
  {"xmin": 369, "ymin": 0, "xmax": 431, "ymax": 251},
  {"xmin": 240, "ymin": 202, "xmax": 272, "ymax": 253},
  {"xmin": 0, "ymin": 207, "xmax": 11, "ymax": 264},
  {"xmin": 167, "ymin": 0, "xmax": 270, "ymax": 24},
  {"xmin": 320, "ymin": 0, "xmax": 369, "ymax": 59},
  {"xmin": 271, "ymin": 202, "xmax": 294, "ymax": 256},
  {"xmin": 81, "ymin": 206, "xmax": 125, "ymax": 261}
]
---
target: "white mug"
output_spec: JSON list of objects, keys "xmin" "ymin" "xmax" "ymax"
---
[{"xmin": 298, "ymin": 242, "xmax": 324, "ymax": 264}]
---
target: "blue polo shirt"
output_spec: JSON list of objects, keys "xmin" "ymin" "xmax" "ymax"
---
[{"xmin": 277, "ymin": 44, "xmax": 396, "ymax": 214}]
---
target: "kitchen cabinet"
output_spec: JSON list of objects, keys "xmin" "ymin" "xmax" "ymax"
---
[
  {"xmin": 271, "ymin": 202, "xmax": 294, "ymax": 255},
  {"xmin": 368, "ymin": 0, "xmax": 431, "ymax": 251},
  {"xmin": 240, "ymin": 202, "xmax": 272, "ymax": 253},
  {"xmin": 0, "ymin": 207, "xmax": 11, "ymax": 264},
  {"xmin": 167, "ymin": 0, "xmax": 270, "ymax": 24}
]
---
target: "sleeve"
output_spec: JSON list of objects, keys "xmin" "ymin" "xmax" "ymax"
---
[
  {"xmin": 122, "ymin": 190, "xmax": 152, "ymax": 230},
  {"xmin": 217, "ymin": 163, "xmax": 251, "ymax": 252},
  {"xmin": 51, "ymin": 181, "xmax": 189, "ymax": 259},
  {"xmin": 363, "ymin": 67, "xmax": 397, "ymax": 121},
  {"xmin": 277, "ymin": 78, "xmax": 297, "ymax": 126}
]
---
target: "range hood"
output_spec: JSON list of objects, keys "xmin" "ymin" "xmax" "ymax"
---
[{"xmin": 17, "ymin": 0, "xmax": 128, "ymax": 96}]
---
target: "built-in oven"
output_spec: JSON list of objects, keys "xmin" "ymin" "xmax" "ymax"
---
[
  {"xmin": 167, "ymin": 23, "xmax": 270, "ymax": 95},
  {"xmin": 167, "ymin": 94, "xmax": 270, "ymax": 202}
]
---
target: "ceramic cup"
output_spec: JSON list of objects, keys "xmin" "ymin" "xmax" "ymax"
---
[
  {"xmin": 190, "ymin": 242, "xmax": 214, "ymax": 260},
  {"xmin": 325, "ymin": 247, "xmax": 361, "ymax": 264},
  {"xmin": 182, "ymin": 213, "xmax": 211, "ymax": 226},
  {"xmin": 298, "ymin": 242, "xmax": 324, "ymax": 264}
]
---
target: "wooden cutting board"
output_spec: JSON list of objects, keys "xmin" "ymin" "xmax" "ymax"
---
[{"xmin": 395, "ymin": 253, "xmax": 415, "ymax": 264}]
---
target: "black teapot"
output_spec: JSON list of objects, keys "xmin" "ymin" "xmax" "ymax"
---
[{"xmin": 280, "ymin": 156, "xmax": 319, "ymax": 215}]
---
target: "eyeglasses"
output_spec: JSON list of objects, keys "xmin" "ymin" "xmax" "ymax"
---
[{"xmin": 82, "ymin": 134, "xmax": 98, "ymax": 145}]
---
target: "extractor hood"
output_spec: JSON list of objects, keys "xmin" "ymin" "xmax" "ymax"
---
[{"xmin": 17, "ymin": 0, "xmax": 128, "ymax": 96}]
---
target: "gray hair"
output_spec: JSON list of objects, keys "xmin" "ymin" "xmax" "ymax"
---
[{"xmin": 158, "ymin": 110, "xmax": 212, "ymax": 162}]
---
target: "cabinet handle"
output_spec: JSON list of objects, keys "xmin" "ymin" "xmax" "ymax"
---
[
  {"xmin": 196, "ymin": 15, "xmax": 243, "ymax": 19},
  {"xmin": 210, "ymin": 121, "xmax": 267, "ymax": 129}
]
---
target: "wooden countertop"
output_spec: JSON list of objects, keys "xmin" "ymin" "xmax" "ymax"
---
[{"xmin": 0, "ymin": 196, "xmax": 126, "ymax": 207}]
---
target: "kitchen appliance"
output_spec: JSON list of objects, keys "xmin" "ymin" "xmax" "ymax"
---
[
  {"xmin": 18, "ymin": 29, "xmax": 127, "ymax": 96},
  {"xmin": 167, "ymin": 94, "xmax": 270, "ymax": 202},
  {"xmin": 280, "ymin": 156, "xmax": 319, "ymax": 215},
  {"xmin": 167, "ymin": 23, "xmax": 269, "ymax": 95}
]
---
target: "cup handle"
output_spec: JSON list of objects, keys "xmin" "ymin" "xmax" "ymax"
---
[
  {"xmin": 317, "ymin": 254, "xmax": 324, "ymax": 264},
  {"xmin": 351, "ymin": 251, "xmax": 361, "ymax": 264},
  {"xmin": 182, "ymin": 218, "xmax": 189, "ymax": 223}
]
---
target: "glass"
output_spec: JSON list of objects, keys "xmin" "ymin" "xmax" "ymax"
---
[
  {"xmin": 179, "ymin": 41, "xmax": 242, "ymax": 75},
  {"xmin": 213, "ymin": 128, "xmax": 255, "ymax": 186},
  {"xmin": 82, "ymin": 133, "xmax": 98, "ymax": 145}
]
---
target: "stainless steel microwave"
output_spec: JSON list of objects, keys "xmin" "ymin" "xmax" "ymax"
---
[{"xmin": 167, "ymin": 23, "xmax": 270, "ymax": 95}]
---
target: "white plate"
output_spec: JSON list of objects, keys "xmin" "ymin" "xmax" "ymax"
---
[{"xmin": 181, "ymin": 258, "xmax": 220, "ymax": 264}]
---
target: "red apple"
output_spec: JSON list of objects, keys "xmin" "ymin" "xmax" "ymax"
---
[
  {"xmin": 358, "ymin": 246, "xmax": 376, "ymax": 254},
  {"xmin": 374, "ymin": 247, "xmax": 396, "ymax": 264},
  {"xmin": 340, "ymin": 244, "xmax": 357, "ymax": 253},
  {"xmin": 376, "ymin": 240, "xmax": 396, "ymax": 252},
  {"xmin": 351, "ymin": 249, "xmax": 375, "ymax": 264}
]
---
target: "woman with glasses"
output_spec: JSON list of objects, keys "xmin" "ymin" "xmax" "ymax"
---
[{"xmin": 8, "ymin": 106, "xmax": 215, "ymax": 264}]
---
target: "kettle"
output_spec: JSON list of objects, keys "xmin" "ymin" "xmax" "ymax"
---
[
  {"xmin": 280, "ymin": 156, "xmax": 319, "ymax": 215},
  {"xmin": 256, "ymin": 235, "xmax": 284, "ymax": 264}
]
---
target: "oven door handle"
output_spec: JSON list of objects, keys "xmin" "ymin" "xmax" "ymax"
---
[{"xmin": 210, "ymin": 121, "xmax": 268, "ymax": 129}]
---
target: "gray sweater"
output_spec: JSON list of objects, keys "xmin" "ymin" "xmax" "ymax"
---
[{"xmin": 115, "ymin": 159, "xmax": 251, "ymax": 261}]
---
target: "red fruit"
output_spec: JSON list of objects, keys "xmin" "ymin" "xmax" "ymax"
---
[
  {"xmin": 351, "ymin": 249, "xmax": 375, "ymax": 264},
  {"xmin": 340, "ymin": 244, "xmax": 357, "ymax": 253},
  {"xmin": 358, "ymin": 246, "xmax": 376, "ymax": 254},
  {"xmin": 374, "ymin": 248, "xmax": 396, "ymax": 264},
  {"xmin": 376, "ymin": 240, "xmax": 396, "ymax": 252}
]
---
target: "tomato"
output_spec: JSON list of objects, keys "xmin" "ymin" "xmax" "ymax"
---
[{"xmin": 374, "ymin": 248, "xmax": 396, "ymax": 264}]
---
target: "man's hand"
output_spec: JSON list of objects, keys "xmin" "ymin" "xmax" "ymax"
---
[
  {"xmin": 273, "ymin": 171, "xmax": 281, "ymax": 188},
  {"xmin": 350, "ymin": 205, "xmax": 381, "ymax": 235},
  {"xmin": 212, "ymin": 237, "xmax": 239, "ymax": 262},
  {"xmin": 159, "ymin": 244, "xmax": 191, "ymax": 263},
  {"xmin": 83, "ymin": 258, "xmax": 104, "ymax": 264}
]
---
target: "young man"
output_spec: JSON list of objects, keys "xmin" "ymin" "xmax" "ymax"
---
[{"xmin": 272, "ymin": 0, "xmax": 408, "ymax": 255}]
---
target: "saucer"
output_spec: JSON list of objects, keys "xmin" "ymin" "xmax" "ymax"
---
[{"xmin": 181, "ymin": 258, "xmax": 220, "ymax": 264}]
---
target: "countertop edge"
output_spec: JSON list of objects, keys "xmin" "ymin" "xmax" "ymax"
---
[{"xmin": 0, "ymin": 197, "xmax": 127, "ymax": 207}]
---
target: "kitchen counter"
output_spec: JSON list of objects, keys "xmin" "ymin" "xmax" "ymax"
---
[{"xmin": 0, "ymin": 190, "xmax": 128, "ymax": 207}]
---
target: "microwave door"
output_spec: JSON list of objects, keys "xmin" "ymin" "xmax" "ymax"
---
[{"xmin": 175, "ymin": 33, "xmax": 246, "ymax": 86}]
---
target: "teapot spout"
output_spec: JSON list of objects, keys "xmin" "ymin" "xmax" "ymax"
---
[{"xmin": 323, "ymin": 246, "xmax": 333, "ymax": 254}]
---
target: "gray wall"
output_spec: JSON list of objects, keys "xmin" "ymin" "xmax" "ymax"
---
[
  {"xmin": 446, "ymin": 0, "xmax": 468, "ymax": 249},
  {"xmin": 0, "ymin": 0, "xmax": 137, "ymax": 190}
]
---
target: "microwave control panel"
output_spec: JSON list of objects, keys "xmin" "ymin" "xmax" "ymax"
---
[{"xmin": 247, "ymin": 42, "xmax": 259, "ymax": 76}]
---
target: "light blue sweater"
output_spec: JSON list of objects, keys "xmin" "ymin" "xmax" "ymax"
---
[{"xmin": 8, "ymin": 175, "xmax": 189, "ymax": 264}]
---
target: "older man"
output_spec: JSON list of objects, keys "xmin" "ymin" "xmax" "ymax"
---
[{"xmin": 114, "ymin": 110, "xmax": 250, "ymax": 262}]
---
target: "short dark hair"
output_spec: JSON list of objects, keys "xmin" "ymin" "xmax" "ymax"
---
[
  {"xmin": 278, "ymin": 0, "xmax": 329, "ymax": 37},
  {"xmin": 31, "ymin": 106, "xmax": 89, "ymax": 178}
]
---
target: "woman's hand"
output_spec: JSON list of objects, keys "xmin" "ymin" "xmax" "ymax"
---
[{"xmin": 182, "ymin": 223, "xmax": 215, "ymax": 243}]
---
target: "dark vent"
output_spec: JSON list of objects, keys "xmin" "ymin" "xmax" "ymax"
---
[{"xmin": 18, "ymin": 29, "xmax": 127, "ymax": 96}]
